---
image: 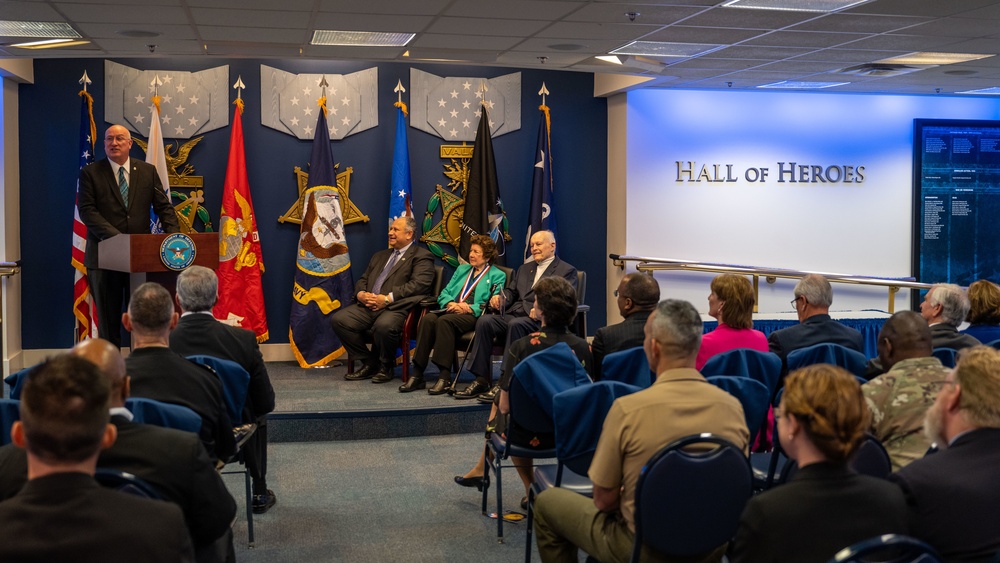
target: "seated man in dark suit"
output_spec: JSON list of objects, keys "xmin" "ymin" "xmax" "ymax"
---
[
  {"xmin": 767, "ymin": 274, "xmax": 864, "ymax": 364},
  {"xmin": 457, "ymin": 230, "xmax": 578, "ymax": 400},
  {"xmin": 331, "ymin": 216, "xmax": 435, "ymax": 384},
  {"xmin": 890, "ymin": 346, "xmax": 1000, "ymax": 561},
  {"xmin": 170, "ymin": 265, "xmax": 278, "ymax": 514},
  {"xmin": 0, "ymin": 338, "xmax": 236, "ymax": 562},
  {"xmin": 591, "ymin": 272, "xmax": 659, "ymax": 380},
  {"xmin": 124, "ymin": 282, "xmax": 236, "ymax": 463},
  {"xmin": 0, "ymin": 354, "xmax": 194, "ymax": 563},
  {"xmin": 919, "ymin": 283, "xmax": 981, "ymax": 351}
]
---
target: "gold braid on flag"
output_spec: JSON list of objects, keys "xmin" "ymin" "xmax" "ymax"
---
[
  {"xmin": 79, "ymin": 90, "xmax": 96, "ymax": 149},
  {"xmin": 540, "ymin": 103, "xmax": 553, "ymax": 183},
  {"xmin": 394, "ymin": 100, "xmax": 408, "ymax": 117},
  {"xmin": 152, "ymin": 94, "xmax": 161, "ymax": 114},
  {"xmin": 318, "ymin": 96, "xmax": 328, "ymax": 118},
  {"xmin": 233, "ymin": 97, "xmax": 245, "ymax": 115}
]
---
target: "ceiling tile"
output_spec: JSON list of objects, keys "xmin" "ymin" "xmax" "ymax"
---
[
  {"xmin": 312, "ymin": 13, "xmax": 433, "ymax": 32},
  {"xmin": 640, "ymin": 26, "xmax": 763, "ymax": 44},
  {"xmin": 743, "ymin": 31, "xmax": 868, "ymax": 48},
  {"xmin": 318, "ymin": 0, "xmax": 450, "ymax": 15},
  {"xmin": 679, "ymin": 7, "xmax": 818, "ymax": 29},
  {"xmin": 788, "ymin": 13, "xmax": 931, "ymax": 34},
  {"xmin": 74, "ymin": 22, "xmax": 196, "ymax": 40},
  {"xmin": 564, "ymin": 3, "xmax": 707, "ymax": 25},
  {"xmin": 444, "ymin": 1, "xmax": 584, "ymax": 20},
  {"xmin": 426, "ymin": 17, "xmax": 549, "ymax": 37},
  {"xmin": 190, "ymin": 8, "xmax": 312, "ymax": 28},
  {"xmin": 535, "ymin": 21, "xmax": 662, "ymax": 40},
  {"xmin": 410, "ymin": 33, "xmax": 522, "ymax": 51},
  {"xmin": 198, "ymin": 26, "xmax": 306, "ymax": 43},
  {"xmin": 55, "ymin": 4, "xmax": 188, "ymax": 25}
]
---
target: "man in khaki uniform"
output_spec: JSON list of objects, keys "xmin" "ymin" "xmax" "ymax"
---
[
  {"xmin": 864, "ymin": 310, "xmax": 950, "ymax": 470},
  {"xmin": 532, "ymin": 299, "xmax": 749, "ymax": 563}
]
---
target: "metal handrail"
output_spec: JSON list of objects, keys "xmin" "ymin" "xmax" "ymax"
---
[
  {"xmin": 610, "ymin": 254, "xmax": 931, "ymax": 313},
  {"xmin": 0, "ymin": 261, "xmax": 19, "ymax": 277}
]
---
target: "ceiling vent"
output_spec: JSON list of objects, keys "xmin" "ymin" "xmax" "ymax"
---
[{"xmin": 837, "ymin": 63, "xmax": 927, "ymax": 77}]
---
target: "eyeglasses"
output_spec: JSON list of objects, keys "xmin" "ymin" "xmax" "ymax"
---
[
  {"xmin": 104, "ymin": 135, "xmax": 130, "ymax": 143},
  {"xmin": 790, "ymin": 296, "xmax": 801, "ymax": 307},
  {"xmin": 614, "ymin": 289, "xmax": 629, "ymax": 299}
]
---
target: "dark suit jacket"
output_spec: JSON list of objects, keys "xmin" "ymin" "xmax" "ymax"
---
[
  {"xmin": 731, "ymin": 462, "xmax": 908, "ymax": 563},
  {"xmin": 0, "ymin": 472, "xmax": 194, "ymax": 563},
  {"xmin": 78, "ymin": 158, "xmax": 179, "ymax": 268},
  {"xmin": 126, "ymin": 347, "xmax": 236, "ymax": 462},
  {"xmin": 169, "ymin": 313, "xmax": 276, "ymax": 420},
  {"xmin": 502, "ymin": 256, "xmax": 578, "ymax": 317},
  {"xmin": 355, "ymin": 244, "xmax": 435, "ymax": 310},
  {"xmin": 930, "ymin": 323, "xmax": 981, "ymax": 351},
  {"xmin": 0, "ymin": 414, "xmax": 235, "ymax": 548},
  {"xmin": 767, "ymin": 313, "xmax": 865, "ymax": 361},
  {"xmin": 591, "ymin": 309, "xmax": 651, "ymax": 380},
  {"xmin": 890, "ymin": 428, "xmax": 1000, "ymax": 561}
]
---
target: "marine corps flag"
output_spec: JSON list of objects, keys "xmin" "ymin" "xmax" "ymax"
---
[
  {"xmin": 459, "ymin": 105, "xmax": 504, "ymax": 262},
  {"xmin": 215, "ymin": 97, "xmax": 268, "ymax": 341},
  {"xmin": 289, "ymin": 96, "xmax": 354, "ymax": 368},
  {"xmin": 72, "ymin": 86, "xmax": 97, "ymax": 341},
  {"xmin": 524, "ymin": 104, "xmax": 558, "ymax": 263}
]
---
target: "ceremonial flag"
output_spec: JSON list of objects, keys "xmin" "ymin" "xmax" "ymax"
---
[
  {"xmin": 459, "ymin": 105, "xmax": 504, "ymax": 262},
  {"xmin": 388, "ymin": 102, "xmax": 413, "ymax": 223},
  {"xmin": 289, "ymin": 97, "xmax": 355, "ymax": 368},
  {"xmin": 145, "ymin": 96, "xmax": 171, "ymax": 234},
  {"xmin": 72, "ymin": 88, "xmax": 97, "ymax": 341},
  {"xmin": 215, "ymin": 98, "xmax": 268, "ymax": 341},
  {"xmin": 524, "ymin": 104, "xmax": 558, "ymax": 263}
]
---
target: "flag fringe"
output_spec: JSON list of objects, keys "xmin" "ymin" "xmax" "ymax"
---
[
  {"xmin": 234, "ymin": 97, "xmax": 245, "ymax": 115},
  {"xmin": 78, "ymin": 90, "xmax": 96, "ymax": 149},
  {"xmin": 394, "ymin": 100, "xmax": 408, "ymax": 117}
]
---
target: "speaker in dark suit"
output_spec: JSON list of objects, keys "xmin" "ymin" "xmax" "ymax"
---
[
  {"xmin": 78, "ymin": 124, "xmax": 179, "ymax": 348},
  {"xmin": 331, "ymin": 217, "xmax": 435, "ymax": 382}
]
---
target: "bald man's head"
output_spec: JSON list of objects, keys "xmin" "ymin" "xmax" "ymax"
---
[
  {"xmin": 70, "ymin": 338, "xmax": 128, "ymax": 407},
  {"xmin": 877, "ymin": 310, "xmax": 933, "ymax": 370}
]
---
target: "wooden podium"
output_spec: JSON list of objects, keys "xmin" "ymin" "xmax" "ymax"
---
[{"xmin": 98, "ymin": 233, "xmax": 220, "ymax": 293}]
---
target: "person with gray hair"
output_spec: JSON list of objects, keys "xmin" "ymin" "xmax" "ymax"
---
[
  {"xmin": 169, "ymin": 265, "xmax": 278, "ymax": 514},
  {"xmin": 532, "ymin": 299, "xmax": 748, "ymax": 563},
  {"xmin": 767, "ymin": 274, "xmax": 864, "ymax": 363},
  {"xmin": 919, "ymin": 283, "xmax": 980, "ymax": 351}
]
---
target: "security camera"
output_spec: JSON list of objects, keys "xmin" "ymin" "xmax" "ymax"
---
[{"xmin": 147, "ymin": 44, "xmax": 156, "ymax": 53}]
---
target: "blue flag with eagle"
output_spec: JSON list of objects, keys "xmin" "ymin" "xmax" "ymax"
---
[
  {"xmin": 388, "ymin": 102, "xmax": 413, "ymax": 222},
  {"xmin": 289, "ymin": 97, "xmax": 355, "ymax": 368},
  {"xmin": 524, "ymin": 104, "xmax": 558, "ymax": 263}
]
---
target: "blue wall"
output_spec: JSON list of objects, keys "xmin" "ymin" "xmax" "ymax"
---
[{"xmin": 19, "ymin": 58, "xmax": 608, "ymax": 349}]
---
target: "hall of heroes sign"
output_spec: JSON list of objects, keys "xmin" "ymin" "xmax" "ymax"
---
[{"xmin": 676, "ymin": 161, "xmax": 866, "ymax": 184}]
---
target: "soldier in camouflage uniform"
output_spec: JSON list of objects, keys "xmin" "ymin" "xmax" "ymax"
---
[{"xmin": 864, "ymin": 311, "xmax": 950, "ymax": 471}]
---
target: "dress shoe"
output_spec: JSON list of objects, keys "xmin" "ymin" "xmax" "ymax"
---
[
  {"xmin": 427, "ymin": 377, "xmax": 452, "ymax": 395},
  {"xmin": 398, "ymin": 377, "xmax": 425, "ymax": 393},
  {"xmin": 477, "ymin": 383, "xmax": 501, "ymax": 404},
  {"xmin": 454, "ymin": 380, "xmax": 489, "ymax": 399},
  {"xmin": 345, "ymin": 364, "xmax": 376, "ymax": 381},
  {"xmin": 252, "ymin": 489, "xmax": 277, "ymax": 514},
  {"xmin": 371, "ymin": 367, "xmax": 395, "ymax": 384},
  {"xmin": 454, "ymin": 475, "xmax": 486, "ymax": 492},
  {"xmin": 520, "ymin": 496, "xmax": 529, "ymax": 511}
]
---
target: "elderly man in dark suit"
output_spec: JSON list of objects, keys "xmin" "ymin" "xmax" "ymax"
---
[
  {"xmin": 169, "ymin": 265, "xmax": 278, "ymax": 514},
  {"xmin": 0, "ymin": 354, "xmax": 194, "ymax": 563},
  {"xmin": 591, "ymin": 272, "xmax": 659, "ymax": 380},
  {"xmin": 78, "ymin": 124, "xmax": 179, "ymax": 348},
  {"xmin": 331, "ymin": 216, "xmax": 435, "ymax": 383},
  {"xmin": 456, "ymin": 230, "xmax": 578, "ymax": 399},
  {"xmin": 890, "ymin": 346, "xmax": 1000, "ymax": 561},
  {"xmin": 767, "ymin": 274, "xmax": 864, "ymax": 363},
  {"xmin": 919, "ymin": 283, "xmax": 981, "ymax": 351}
]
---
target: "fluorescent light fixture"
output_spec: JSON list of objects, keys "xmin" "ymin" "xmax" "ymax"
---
[
  {"xmin": 958, "ymin": 87, "xmax": 1000, "ymax": 95},
  {"xmin": 0, "ymin": 20, "xmax": 80, "ymax": 38},
  {"xmin": 758, "ymin": 80, "xmax": 849, "ymax": 89},
  {"xmin": 876, "ymin": 52, "xmax": 994, "ymax": 66},
  {"xmin": 610, "ymin": 41, "xmax": 724, "ymax": 58},
  {"xmin": 10, "ymin": 38, "xmax": 90, "ymax": 49},
  {"xmin": 311, "ymin": 30, "xmax": 414, "ymax": 47},
  {"xmin": 722, "ymin": 0, "xmax": 872, "ymax": 12},
  {"xmin": 596, "ymin": 55, "xmax": 623, "ymax": 65}
]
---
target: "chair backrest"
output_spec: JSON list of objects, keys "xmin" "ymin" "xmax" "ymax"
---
[
  {"xmin": 706, "ymin": 376, "xmax": 769, "ymax": 442},
  {"xmin": 553, "ymin": 381, "xmax": 641, "ymax": 475},
  {"xmin": 931, "ymin": 347, "xmax": 958, "ymax": 369},
  {"xmin": 510, "ymin": 342, "xmax": 590, "ymax": 432},
  {"xmin": 576, "ymin": 270, "xmax": 586, "ymax": 305},
  {"xmin": 701, "ymin": 349, "xmax": 782, "ymax": 396},
  {"xmin": 988, "ymin": 339, "xmax": 1000, "ymax": 351},
  {"xmin": 779, "ymin": 434, "xmax": 892, "ymax": 485},
  {"xmin": 0, "ymin": 398, "xmax": 20, "ymax": 446},
  {"xmin": 632, "ymin": 433, "xmax": 752, "ymax": 562},
  {"xmin": 601, "ymin": 346, "xmax": 653, "ymax": 388},
  {"xmin": 4, "ymin": 365, "xmax": 36, "ymax": 400},
  {"xmin": 787, "ymin": 343, "xmax": 868, "ymax": 378},
  {"xmin": 497, "ymin": 264, "xmax": 513, "ymax": 285},
  {"xmin": 186, "ymin": 355, "xmax": 251, "ymax": 423},
  {"xmin": 94, "ymin": 468, "xmax": 162, "ymax": 499},
  {"xmin": 830, "ymin": 533, "xmax": 943, "ymax": 563},
  {"xmin": 124, "ymin": 397, "xmax": 202, "ymax": 434},
  {"xmin": 431, "ymin": 265, "xmax": 444, "ymax": 295}
]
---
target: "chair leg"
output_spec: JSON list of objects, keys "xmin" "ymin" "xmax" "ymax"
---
[
  {"xmin": 244, "ymin": 466, "xmax": 255, "ymax": 548},
  {"xmin": 524, "ymin": 487, "xmax": 536, "ymax": 563},
  {"xmin": 495, "ymin": 451, "xmax": 504, "ymax": 543},
  {"xmin": 481, "ymin": 440, "xmax": 491, "ymax": 515}
]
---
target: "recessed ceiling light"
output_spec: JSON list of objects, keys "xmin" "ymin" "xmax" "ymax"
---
[
  {"xmin": 0, "ymin": 20, "xmax": 80, "ymax": 38},
  {"xmin": 596, "ymin": 55, "xmax": 624, "ymax": 65},
  {"xmin": 876, "ymin": 52, "xmax": 994, "ymax": 65},
  {"xmin": 958, "ymin": 87, "xmax": 1000, "ymax": 95},
  {"xmin": 610, "ymin": 41, "xmax": 724, "ymax": 58},
  {"xmin": 722, "ymin": 0, "xmax": 872, "ymax": 12},
  {"xmin": 9, "ymin": 38, "xmax": 90, "ymax": 49},
  {"xmin": 758, "ymin": 80, "xmax": 849, "ymax": 89},
  {"xmin": 311, "ymin": 30, "xmax": 414, "ymax": 47}
]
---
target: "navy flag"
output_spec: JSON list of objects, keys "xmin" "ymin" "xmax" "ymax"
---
[
  {"xmin": 460, "ymin": 105, "xmax": 505, "ymax": 262},
  {"xmin": 524, "ymin": 105, "xmax": 557, "ymax": 263}
]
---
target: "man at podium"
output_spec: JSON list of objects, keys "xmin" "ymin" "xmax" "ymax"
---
[{"xmin": 78, "ymin": 124, "xmax": 179, "ymax": 347}]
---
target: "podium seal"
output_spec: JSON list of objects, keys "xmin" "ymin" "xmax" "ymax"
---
[{"xmin": 160, "ymin": 233, "xmax": 196, "ymax": 271}]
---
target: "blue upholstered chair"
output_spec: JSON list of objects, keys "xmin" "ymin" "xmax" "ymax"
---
[
  {"xmin": 779, "ymin": 433, "xmax": 892, "ymax": 485},
  {"xmin": 186, "ymin": 355, "xmax": 250, "ymax": 423},
  {"xmin": 94, "ymin": 468, "xmax": 162, "ymax": 499},
  {"xmin": 124, "ymin": 397, "xmax": 202, "ymax": 434},
  {"xmin": 3, "ymin": 365, "xmax": 36, "ymax": 400},
  {"xmin": 931, "ymin": 347, "xmax": 959, "ymax": 369},
  {"xmin": 701, "ymin": 349, "xmax": 782, "ymax": 398},
  {"xmin": 786, "ymin": 343, "xmax": 868, "ymax": 379},
  {"xmin": 829, "ymin": 533, "xmax": 943, "ymax": 563},
  {"xmin": 600, "ymin": 346, "xmax": 653, "ymax": 388},
  {"xmin": 706, "ymin": 376, "xmax": 770, "ymax": 444}
]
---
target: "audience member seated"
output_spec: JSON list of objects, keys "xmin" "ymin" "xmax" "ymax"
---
[
  {"xmin": 532, "ymin": 299, "xmax": 748, "ymax": 563},
  {"xmin": 591, "ymin": 272, "xmax": 659, "ymax": 380},
  {"xmin": 330, "ymin": 216, "xmax": 435, "ymax": 384},
  {"xmin": 920, "ymin": 283, "xmax": 980, "ymax": 351},
  {"xmin": 0, "ymin": 338, "xmax": 236, "ymax": 561},
  {"xmin": 454, "ymin": 277, "xmax": 593, "ymax": 505},
  {"xmin": 730, "ymin": 364, "xmax": 908, "ymax": 563},
  {"xmin": 169, "ymin": 265, "xmax": 278, "ymax": 514},
  {"xmin": 124, "ymin": 282, "xmax": 236, "ymax": 463},
  {"xmin": 400, "ymin": 234, "xmax": 506, "ymax": 395},
  {"xmin": 767, "ymin": 274, "xmax": 864, "ymax": 366},
  {"xmin": 890, "ymin": 346, "xmax": 1000, "ymax": 561},
  {"xmin": 863, "ymin": 311, "xmax": 950, "ymax": 471},
  {"xmin": 960, "ymin": 279, "xmax": 1000, "ymax": 344},
  {"xmin": 696, "ymin": 273, "xmax": 769, "ymax": 370},
  {"xmin": 455, "ymin": 230, "xmax": 578, "ymax": 400},
  {"xmin": 0, "ymin": 354, "xmax": 194, "ymax": 563}
]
